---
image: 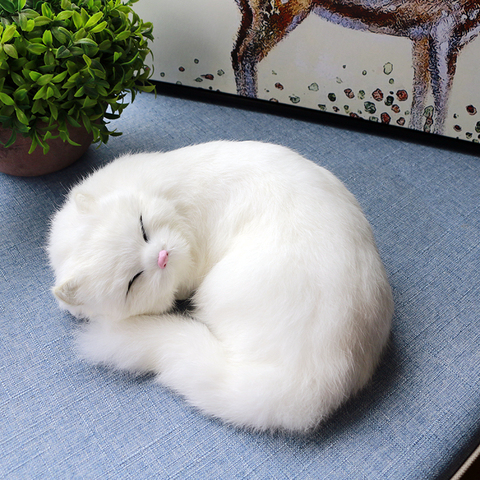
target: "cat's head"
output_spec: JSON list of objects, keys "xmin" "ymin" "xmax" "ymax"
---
[{"xmin": 48, "ymin": 187, "xmax": 193, "ymax": 321}]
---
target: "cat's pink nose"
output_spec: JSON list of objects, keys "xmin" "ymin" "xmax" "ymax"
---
[{"xmin": 158, "ymin": 250, "xmax": 169, "ymax": 269}]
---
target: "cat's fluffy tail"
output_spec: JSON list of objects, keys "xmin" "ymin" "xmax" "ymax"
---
[{"xmin": 75, "ymin": 314, "xmax": 340, "ymax": 432}]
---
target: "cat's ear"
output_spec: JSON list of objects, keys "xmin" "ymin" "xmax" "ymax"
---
[
  {"xmin": 74, "ymin": 192, "xmax": 96, "ymax": 214},
  {"xmin": 53, "ymin": 279, "xmax": 82, "ymax": 306}
]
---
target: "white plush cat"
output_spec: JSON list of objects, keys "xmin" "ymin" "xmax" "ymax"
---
[{"xmin": 48, "ymin": 141, "xmax": 393, "ymax": 432}]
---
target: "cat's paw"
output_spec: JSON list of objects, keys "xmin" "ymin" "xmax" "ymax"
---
[
  {"xmin": 74, "ymin": 320, "xmax": 153, "ymax": 374},
  {"xmin": 75, "ymin": 321, "xmax": 117, "ymax": 364}
]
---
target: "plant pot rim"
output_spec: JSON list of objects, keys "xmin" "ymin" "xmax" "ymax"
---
[{"xmin": 0, "ymin": 125, "xmax": 93, "ymax": 177}]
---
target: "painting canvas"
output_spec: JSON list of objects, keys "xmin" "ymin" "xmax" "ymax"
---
[{"xmin": 135, "ymin": 0, "xmax": 480, "ymax": 142}]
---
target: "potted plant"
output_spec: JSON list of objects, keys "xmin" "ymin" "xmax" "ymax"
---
[{"xmin": 0, "ymin": 0, "xmax": 154, "ymax": 176}]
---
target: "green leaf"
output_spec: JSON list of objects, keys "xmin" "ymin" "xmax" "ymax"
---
[
  {"xmin": 114, "ymin": 31, "xmax": 131, "ymax": 42},
  {"xmin": 26, "ymin": 43, "xmax": 48, "ymax": 55},
  {"xmin": 90, "ymin": 66, "xmax": 106, "ymax": 79},
  {"xmin": 0, "ymin": 92, "xmax": 15, "ymax": 106},
  {"xmin": 50, "ymin": 84, "xmax": 61, "ymax": 98},
  {"xmin": 37, "ymin": 74, "xmax": 54, "ymax": 86},
  {"xmin": 44, "ymin": 50, "xmax": 55, "ymax": 66},
  {"xmin": 34, "ymin": 16, "xmax": 52, "ymax": 26},
  {"xmin": 28, "ymin": 136, "xmax": 38, "ymax": 154},
  {"xmin": 56, "ymin": 11, "xmax": 74, "ymax": 21},
  {"xmin": 27, "ymin": 37, "xmax": 44, "ymax": 44},
  {"xmin": 15, "ymin": 122, "xmax": 30, "ymax": 135},
  {"xmin": 66, "ymin": 116, "xmax": 81, "ymax": 128},
  {"xmin": 3, "ymin": 44, "xmax": 18, "ymax": 58},
  {"xmin": 49, "ymin": 102, "xmax": 58, "ymax": 120},
  {"xmin": 32, "ymin": 129, "xmax": 50, "ymax": 154},
  {"xmin": 82, "ymin": 96, "xmax": 96, "ymax": 109},
  {"xmin": 98, "ymin": 40, "xmax": 111, "ymax": 51},
  {"xmin": 33, "ymin": 85, "xmax": 48, "ymax": 100},
  {"xmin": 73, "ymin": 27, "xmax": 86, "ymax": 41},
  {"xmin": 11, "ymin": 71, "xmax": 24, "ymax": 86},
  {"xmin": 52, "ymin": 71, "xmax": 68, "ymax": 83},
  {"xmin": 1, "ymin": 24, "xmax": 16, "ymax": 43},
  {"xmin": 74, "ymin": 38, "xmax": 98, "ymax": 47},
  {"xmin": 81, "ymin": 114, "xmax": 91, "ymax": 132},
  {"xmin": 13, "ymin": 88, "xmax": 28, "ymax": 102},
  {"xmin": 53, "ymin": 26, "xmax": 72, "ymax": 42},
  {"xmin": 17, "ymin": 12, "xmax": 28, "ymax": 30},
  {"xmin": 72, "ymin": 11, "xmax": 83, "ymax": 29},
  {"xmin": 32, "ymin": 98, "xmax": 46, "ymax": 114},
  {"xmin": 29, "ymin": 71, "xmax": 41, "ymax": 81},
  {"xmin": 96, "ymin": 85, "xmax": 108, "ymax": 96},
  {"xmin": 83, "ymin": 85, "xmax": 98, "ymax": 98},
  {"xmin": 4, "ymin": 130, "xmax": 17, "ymax": 149},
  {"xmin": 80, "ymin": 44, "xmax": 98, "ymax": 57},
  {"xmin": 65, "ymin": 136, "xmax": 81, "ymax": 147},
  {"xmin": 42, "ymin": 29, "xmax": 53, "ymax": 47},
  {"xmin": 137, "ymin": 84, "xmax": 156, "ymax": 93},
  {"xmin": 82, "ymin": 53, "xmax": 91, "ymax": 67},
  {"xmin": 89, "ymin": 21, "xmax": 107, "ymax": 34},
  {"xmin": 51, "ymin": 28, "xmax": 67, "ymax": 43},
  {"xmin": 14, "ymin": 106, "xmax": 29, "ymax": 125},
  {"xmin": 23, "ymin": 19, "xmax": 36, "ymax": 32},
  {"xmin": 43, "ymin": 130, "xmax": 54, "ymax": 141},
  {"xmin": 120, "ymin": 51, "xmax": 140, "ymax": 66},
  {"xmin": 66, "ymin": 61, "xmax": 77, "ymax": 75},
  {"xmin": 63, "ymin": 71, "xmax": 80, "ymax": 87},
  {"xmin": 104, "ymin": 112, "xmax": 120, "ymax": 120},
  {"xmin": 80, "ymin": 7, "xmax": 89, "ymax": 26},
  {"xmin": 74, "ymin": 86, "xmax": 85, "ymax": 97},
  {"xmin": 69, "ymin": 47, "xmax": 84, "ymax": 56},
  {"xmin": 0, "ymin": 0, "xmax": 16, "ymax": 14},
  {"xmin": 27, "ymin": 136, "xmax": 38, "ymax": 154},
  {"xmin": 84, "ymin": 11, "xmax": 103, "ymax": 29},
  {"xmin": 55, "ymin": 45, "xmax": 71, "ymax": 59}
]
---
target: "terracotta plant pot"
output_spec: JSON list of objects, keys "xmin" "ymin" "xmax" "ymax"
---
[{"xmin": 0, "ymin": 125, "xmax": 93, "ymax": 177}]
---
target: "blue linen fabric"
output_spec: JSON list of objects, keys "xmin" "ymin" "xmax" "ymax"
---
[{"xmin": 1, "ymin": 89, "xmax": 479, "ymax": 480}]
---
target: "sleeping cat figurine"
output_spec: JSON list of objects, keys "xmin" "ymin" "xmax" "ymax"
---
[{"xmin": 48, "ymin": 141, "xmax": 393, "ymax": 432}]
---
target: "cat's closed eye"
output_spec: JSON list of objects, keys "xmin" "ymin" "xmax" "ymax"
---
[
  {"xmin": 140, "ymin": 215, "xmax": 148, "ymax": 242},
  {"xmin": 127, "ymin": 271, "xmax": 142, "ymax": 296}
]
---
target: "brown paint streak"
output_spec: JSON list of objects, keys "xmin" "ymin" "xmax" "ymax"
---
[{"xmin": 310, "ymin": 0, "xmax": 445, "ymax": 35}]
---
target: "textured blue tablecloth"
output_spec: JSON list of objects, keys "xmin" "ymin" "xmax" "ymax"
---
[{"xmin": 1, "ymin": 89, "xmax": 479, "ymax": 479}]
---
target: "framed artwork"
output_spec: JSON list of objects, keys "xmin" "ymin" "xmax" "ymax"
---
[{"xmin": 135, "ymin": 0, "xmax": 480, "ymax": 143}]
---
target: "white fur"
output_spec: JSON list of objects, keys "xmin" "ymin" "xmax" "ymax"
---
[{"xmin": 48, "ymin": 141, "xmax": 393, "ymax": 432}]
